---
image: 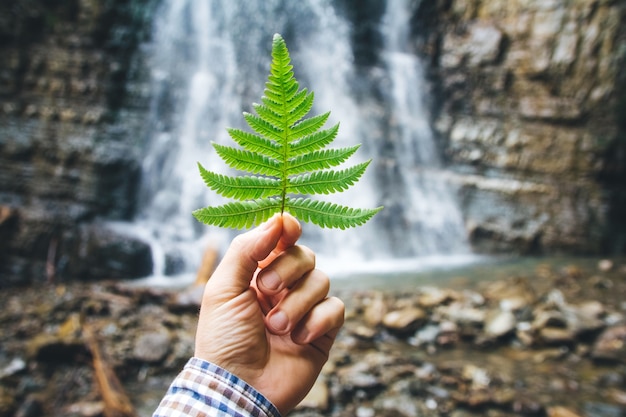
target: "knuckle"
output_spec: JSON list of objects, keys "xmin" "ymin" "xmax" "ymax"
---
[
  {"xmin": 310, "ymin": 269, "xmax": 330, "ymax": 294},
  {"xmin": 329, "ymin": 296, "xmax": 346, "ymax": 323},
  {"xmin": 297, "ymin": 245, "xmax": 316, "ymax": 265},
  {"xmin": 230, "ymin": 233, "xmax": 248, "ymax": 251}
]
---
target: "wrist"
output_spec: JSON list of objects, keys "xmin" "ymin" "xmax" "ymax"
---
[{"xmin": 185, "ymin": 357, "xmax": 282, "ymax": 417}]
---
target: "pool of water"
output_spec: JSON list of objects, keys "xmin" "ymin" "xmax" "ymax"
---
[{"xmin": 329, "ymin": 255, "xmax": 607, "ymax": 293}]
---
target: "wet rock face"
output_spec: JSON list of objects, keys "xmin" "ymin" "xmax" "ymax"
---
[
  {"xmin": 415, "ymin": 0, "xmax": 626, "ymax": 254},
  {"xmin": 0, "ymin": 1, "xmax": 156, "ymax": 285},
  {"xmin": 67, "ymin": 223, "xmax": 153, "ymax": 280}
]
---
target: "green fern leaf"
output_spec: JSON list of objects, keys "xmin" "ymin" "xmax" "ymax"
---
[
  {"xmin": 198, "ymin": 163, "xmax": 281, "ymax": 200},
  {"xmin": 193, "ymin": 33, "xmax": 382, "ymax": 229},
  {"xmin": 287, "ymin": 161, "xmax": 371, "ymax": 195},
  {"xmin": 243, "ymin": 113, "xmax": 284, "ymax": 142},
  {"xmin": 212, "ymin": 143, "xmax": 281, "ymax": 176},
  {"xmin": 290, "ymin": 124, "xmax": 339, "ymax": 156},
  {"xmin": 193, "ymin": 198, "xmax": 283, "ymax": 229},
  {"xmin": 226, "ymin": 128, "xmax": 283, "ymax": 160},
  {"xmin": 285, "ymin": 198, "xmax": 379, "ymax": 230},
  {"xmin": 287, "ymin": 146, "xmax": 361, "ymax": 175},
  {"xmin": 290, "ymin": 112, "xmax": 331, "ymax": 138}
]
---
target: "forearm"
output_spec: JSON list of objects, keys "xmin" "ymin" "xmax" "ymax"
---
[{"xmin": 153, "ymin": 357, "xmax": 281, "ymax": 417}]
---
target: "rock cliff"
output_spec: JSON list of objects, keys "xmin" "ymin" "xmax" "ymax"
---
[
  {"xmin": 0, "ymin": 1, "xmax": 157, "ymax": 286},
  {"xmin": 414, "ymin": 0, "xmax": 626, "ymax": 254}
]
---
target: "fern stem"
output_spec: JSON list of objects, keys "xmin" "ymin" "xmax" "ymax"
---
[{"xmin": 274, "ymin": 35, "xmax": 291, "ymax": 214}]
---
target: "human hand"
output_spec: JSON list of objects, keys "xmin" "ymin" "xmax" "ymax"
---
[{"xmin": 194, "ymin": 213, "xmax": 344, "ymax": 414}]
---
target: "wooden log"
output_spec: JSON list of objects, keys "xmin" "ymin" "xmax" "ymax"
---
[
  {"xmin": 194, "ymin": 245, "xmax": 219, "ymax": 286},
  {"xmin": 83, "ymin": 323, "xmax": 137, "ymax": 417}
]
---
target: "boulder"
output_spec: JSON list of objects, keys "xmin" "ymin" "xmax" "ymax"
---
[{"xmin": 67, "ymin": 223, "xmax": 153, "ymax": 280}]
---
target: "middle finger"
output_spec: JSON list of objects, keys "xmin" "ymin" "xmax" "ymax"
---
[
  {"xmin": 256, "ymin": 245, "xmax": 315, "ymax": 295},
  {"xmin": 264, "ymin": 268, "xmax": 330, "ymax": 335}
]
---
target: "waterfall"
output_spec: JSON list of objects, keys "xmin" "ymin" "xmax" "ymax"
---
[
  {"xmin": 378, "ymin": 0, "xmax": 470, "ymax": 256},
  {"xmin": 134, "ymin": 0, "xmax": 473, "ymax": 283}
]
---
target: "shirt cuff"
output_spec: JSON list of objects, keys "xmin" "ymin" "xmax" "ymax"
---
[{"xmin": 153, "ymin": 357, "xmax": 282, "ymax": 417}]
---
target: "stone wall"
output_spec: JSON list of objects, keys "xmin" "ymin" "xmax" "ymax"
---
[
  {"xmin": 0, "ymin": 1, "xmax": 156, "ymax": 286},
  {"xmin": 414, "ymin": 0, "xmax": 626, "ymax": 254}
]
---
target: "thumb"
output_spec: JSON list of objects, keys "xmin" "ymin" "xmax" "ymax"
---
[{"xmin": 206, "ymin": 215, "xmax": 283, "ymax": 299}]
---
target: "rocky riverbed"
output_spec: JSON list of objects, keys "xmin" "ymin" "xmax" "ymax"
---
[{"xmin": 0, "ymin": 258, "xmax": 625, "ymax": 417}]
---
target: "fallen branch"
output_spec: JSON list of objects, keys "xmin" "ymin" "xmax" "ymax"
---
[
  {"xmin": 194, "ymin": 245, "xmax": 219, "ymax": 286},
  {"xmin": 83, "ymin": 322, "xmax": 137, "ymax": 417}
]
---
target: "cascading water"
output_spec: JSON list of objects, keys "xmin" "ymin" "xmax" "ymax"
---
[
  {"xmin": 134, "ymin": 0, "xmax": 473, "ymax": 283},
  {"xmin": 378, "ymin": 0, "xmax": 470, "ymax": 256}
]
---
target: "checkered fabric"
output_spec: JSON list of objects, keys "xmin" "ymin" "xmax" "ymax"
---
[{"xmin": 153, "ymin": 357, "xmax": 281, "ymax": 417}]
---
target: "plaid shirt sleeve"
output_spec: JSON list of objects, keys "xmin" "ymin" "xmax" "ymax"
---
[{"xmin": 153, "ymin": 357, "xmax": 282, "ymax": 417}]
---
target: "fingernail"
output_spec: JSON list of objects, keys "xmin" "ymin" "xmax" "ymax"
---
[
  {"xmin": 260, "ymin": 270, "xmax": 281, "ymax": 291},
  {"xmin": 268, "ymin": 310, "xmax": 289, "ymax": 333}
]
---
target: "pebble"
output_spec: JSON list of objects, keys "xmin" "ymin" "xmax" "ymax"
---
[
  {"xmin": 608, "ymin": 389, "xmax": 626, "ymax": 405},
  {"xmin": 539, "ymin": 327, "xmax": 575, "ymax": 345},
  {"xmin": 363, "ymin": 293, "xmax": 387, "ymax": 326},
  {"xmin": 64, "ymin": 401, "xmax": 105, "ymax": 417},
  {"xmin": 417, "ymin": 287, "xmax": 453, "ymax": 308},
  {"xmin": 297, "ymin": 378, "xmax": 330, "ymax": 411},
  {"xmin": 382, "ymin": 307, "xmax": 427, "ymax": 333},
  {"xmin": 411, "ymin": 324, "xmax": 440, "ymax": 346},
  {"xmin": 547, "ymin": 406, "xmax": 583, "ymax": 417},
  {"xmin": 0, "ymin": 357, "xmax": 26, "ymax": 379},
  {"xmin": 484, "ymin": 309, "xmax": 516, "ymax": 337},
  {"xmin": 598, "ymin": 259, "xmax": 614, "ymax": 272},
  {"xmin": 355, "ymin": 406, "xmax": 375, "ymax": 417},
  {"xmin": 132, "ymin": 331, "xmax": 172, "ymax": 363},
  {"xmin": 591, "ymin": 325, "xmax": 626, "ymax": 363}
]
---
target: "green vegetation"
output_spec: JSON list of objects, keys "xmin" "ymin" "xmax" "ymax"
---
[{"xmin": 193, "ymin": 33, "xmax": 382, "ymax": 229}]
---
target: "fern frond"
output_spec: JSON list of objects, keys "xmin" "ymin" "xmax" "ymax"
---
[
  {"xmin": 285, "ymin": 198, "xmax": 383, "ymax": 230},
  {"xmin": 287, "ymin": 146, "xmax": 360, "ymax": 175},
  {"xmin": 243, "ymin": 113, "xmax": 284, "ymax": 142},
  {"xmin": 213, "ymin": 143, "xmax": 281, "ymax": 176},
  {"xmin": 287, "ymin": 92, "xmax": 315, "ymax": 125},
  {"xmin": 194, "ymin": 33, "xmax": 382, "ymax": 230},
  {"xmin": 227, "ymin": 128, "xmax": 283, "ymax": 160},
  {"xmin": 290, "ymin": 124, "xmax": 339, "ymax": 156},
  {"xmin": 198, "ymin": 163, "xmax": 281, "ymax": 200},
  {"xmin": 263, "ymin": 89, "xmax": 285, "ymax": 107},
  {"xmin": 261, "ymin": 89, "xmax": 305, "ymax": 116},
  {"xmin": 287, "ymin": 161, "xmax": 371, "ymax": 195},
  {"xmin": 252, "ymin": 103, "xmax": 284, "ymax": 128},
  {"xmin": 288, "ymin": 89, "xmax": 312, "ymax": 109},
  {"xmin": 193, "ymin": 198, "xmax": 283, "ymax": 229},
  {"xmin": 290, "ymin": 112, "xmax": 331, "ymax": 139}
]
